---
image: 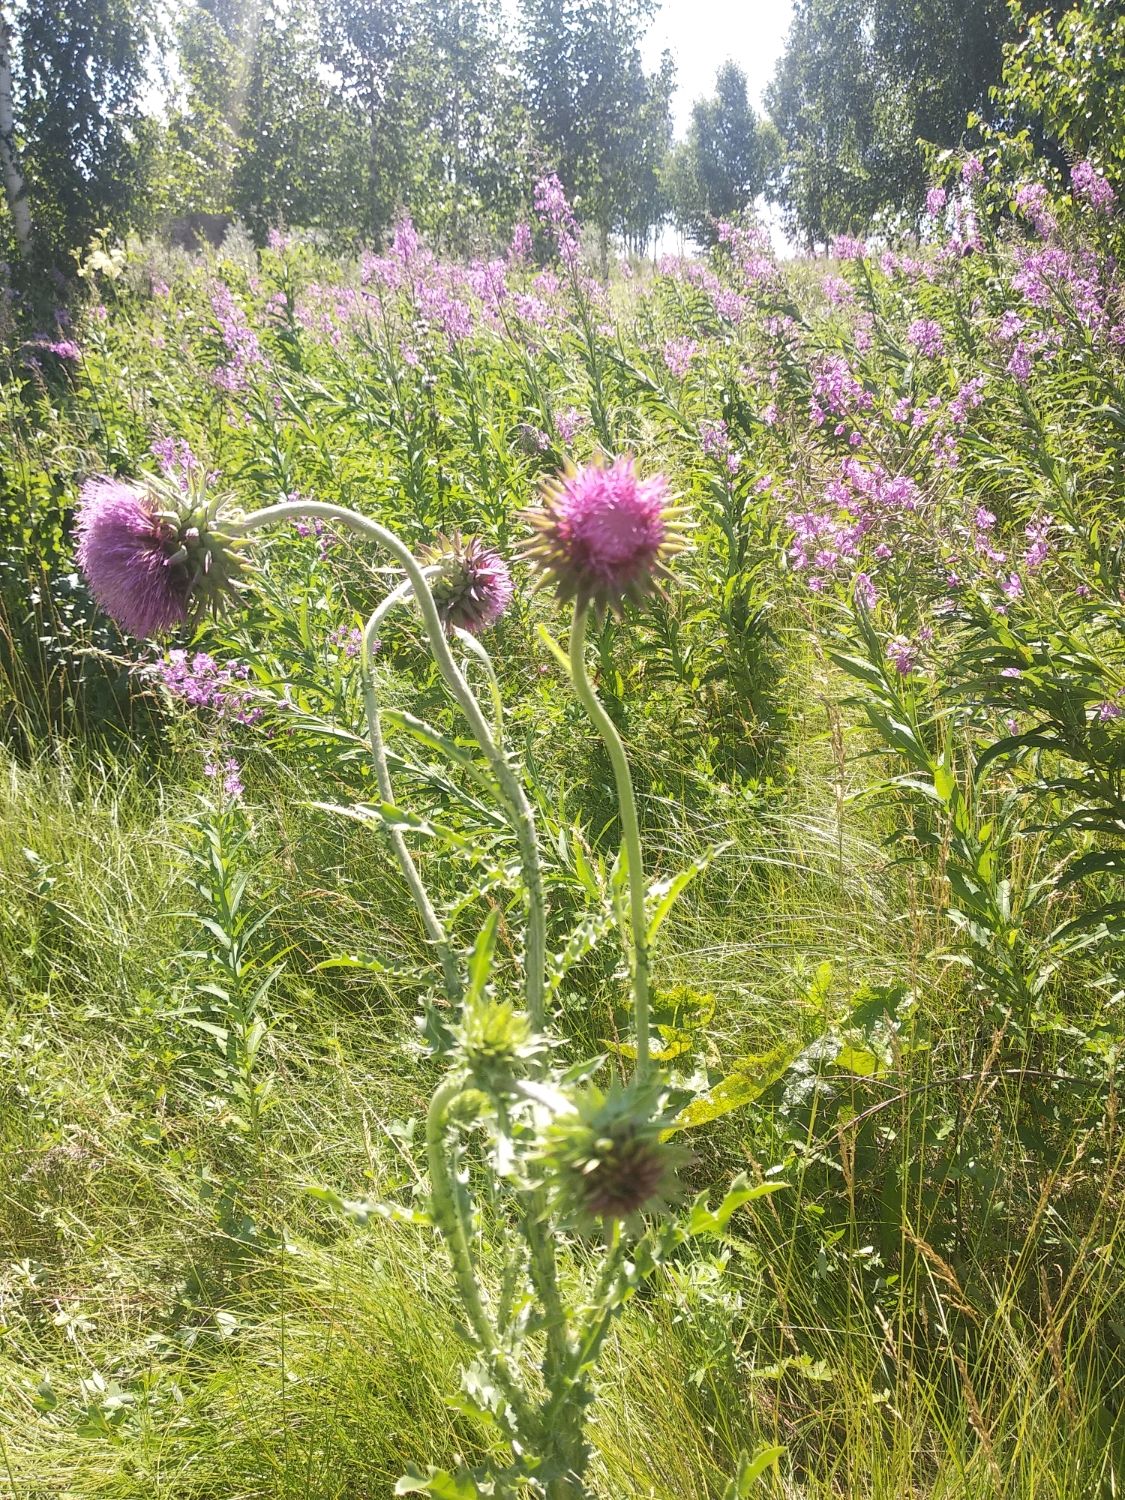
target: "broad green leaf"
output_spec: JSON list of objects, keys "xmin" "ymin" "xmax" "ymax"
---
[
  {"xmin": 395, "ymin": 1467, "xmax": 480, "ymax": 1498},
  {"xmin": 721, "ymin": 1444, "xmax": 786, "ymax": 1497},
  {"xmin": 671, "ymin": 1042, "xmax": 802, "ymax": 1132},
  {"xmin": 688, "ymin": 1175, "xmax": 787, "ymax": 1237}
]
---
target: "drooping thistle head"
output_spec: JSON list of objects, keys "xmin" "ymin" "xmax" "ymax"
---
[
  {"xmin": 75, "ymin": 473, "xmax": 247, "ymax": 639},
  {"xmin": 420, "ymin": 532, "xmax": 514, "ymax": 636},
  {"xmin": 536, "ymin": 1083, "xmax": 681, "ymax": 1231},
  {"xmin": 522, "ymin": 456, "xmax": 684, "ymax": 615}
]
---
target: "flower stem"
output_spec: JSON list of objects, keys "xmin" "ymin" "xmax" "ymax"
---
[
  {"xmin": 426, "ymin": 1074, "xmax": 533, "ymax": 1431},
  {"xmin": 233, "ymin": 499, "xmax": 546, "ymax": 1028},
  {"xmin": 568, "ymin": 603, "xmax": 650, "ymax": 1078},
  {"xmin": 453, "ymin": 625, "xmax": 504, "ymax": 738},
  {"xmin": 361, "ymin": 582, "xmax": 462, "ymax": 1003}
]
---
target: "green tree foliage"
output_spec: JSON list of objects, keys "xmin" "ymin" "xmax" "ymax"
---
[
  {"xmin": 165, "ymin": 0, "xmax": 256, "ymax": 216},
  {"xmin": 231, "ymin": 5, "xmax": 368, "ymax": 243},
  {"xmin": 316, "ymin": 0, "xmax": 415, "ymax": 240},
  {"xmin": 520, "ymin": 0, "xmax": 674, "ymax": 256},
  {"xmin": 406, "ymin": 0, "xmax": 533, "ymax": 248},
  {"xmin": 4, "ymin": 0, "xmax": 159, "ymax": 266},
  {"xmin": 766, "ymin": 0, "xmax": 1016, "ymax": 245},
  {"xmin": 665, "ymin": 62, "xmax": 780, "ymax": 245},
  {"xmin": 998, "ymin": 0, "xmax": 1125, "ymax": 186}
]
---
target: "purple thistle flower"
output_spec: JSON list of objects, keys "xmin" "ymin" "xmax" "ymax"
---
[
  {"xmin": 420, "ymin": 533, "xmax": 514, "ymax": 636},
  {"xmin": 75, "ymin": 475, "xmax": 247, "ymax": 639},
  {"xmin": 75, "ymin": 479, "xmax": 194, "ymax": 638},
  {"xmin": 522, "ymin": 457, "xmax": 685, "ymax": 614}
]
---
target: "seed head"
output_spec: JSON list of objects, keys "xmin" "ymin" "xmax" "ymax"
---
[{"xmin": 536, "ymin": 1083, "xmax": 680, "ymax": 1230}]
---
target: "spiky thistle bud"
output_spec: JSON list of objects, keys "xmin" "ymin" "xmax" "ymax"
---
[
  {"xmin": 456, "ymin": 998, "xmax": 545, "ymax": 1091},
  {"xmin": 535, "ymin": 1083, "xmax": 680, "ymax": 1230},
  {"xmin": 419, "ymin": 532, "xmax": 514, "ymax": 636},
  {"xmin": 75, "ymin": 473, "xmax": 248, "ymax": 639},
  {"xmin": 521, "ymin": 456, "xmax": 685, "ymax": 615}
]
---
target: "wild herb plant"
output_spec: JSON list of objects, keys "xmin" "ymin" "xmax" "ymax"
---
[{"xmin": 69, "ymin": 458, "xmax": 784, "ymax": 1497}]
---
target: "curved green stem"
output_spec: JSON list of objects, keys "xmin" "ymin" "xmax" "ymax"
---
[
  {"xmin": 361, "ymin": 580, "xmax": 461, "ymax": 1002},
  {"xmin": 568, "ymin": 603, "xmax": 650, "ymax": 1079},
  {"xmin": 233, "ymin": 499, "xmax": 546, "ymax": 1027},
  {"xmin": 426, "ymin": 1074, "xmax": 533, "ymax": 1431},
  {"xmin": 454, "ymin": 626, "xmax": 504, "ymax": 739}
]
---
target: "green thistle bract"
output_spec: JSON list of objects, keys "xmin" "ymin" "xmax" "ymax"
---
[
  {"xmin": 536, "ymin": 1083, "xmax": 681, "ymax": 1231},
  {"xmin": 456, "ymin": 998, "xmax": 544, "ymax": 1090},
  {"xmin": 419, "ymin": 531, "xmax": 514, "ymax": 636}
]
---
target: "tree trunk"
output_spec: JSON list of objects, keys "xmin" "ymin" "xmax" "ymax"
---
[{"xmin": 0, "ymin": 5, "xmax": 31, "ymax": 257}]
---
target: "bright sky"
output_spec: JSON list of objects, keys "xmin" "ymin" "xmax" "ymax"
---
[{"xmin": 641, "ymin": 0, "xmax": 795, "ymax": 135}]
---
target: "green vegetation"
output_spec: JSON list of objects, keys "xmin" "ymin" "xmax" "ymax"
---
[{"xmin": 2, "ymin": 125, "xmax": 1124, "ymax": 1491}]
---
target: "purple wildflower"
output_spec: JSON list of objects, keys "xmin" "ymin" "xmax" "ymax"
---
[
  {"xmin": 509, "ymin": 222, "xmax": 533, "ymax": 263},
  {"xmin": 421, "ymin": 534, "xmax": 514, "ymax": 636},
  {"xmin": 925, "ymin": 187, "xmax": 947, "ymax": 218},
  {"xmin": 1014, "ymin": 182, "xmax": 1056, "ymax": 237},
  {"xmin": 329, "ymin": 624, "xmax": 363, "ymax": 658},
  {"xmin": 1007, "ymin": 342, "xmax": 1033, "ymax": 384},
  {"xmin": 853, "ymin": 572, "xmax": 877, "ymax": 611},
  {"xmin": 1071, "ymin": 160, "xmax": 1116, "ymax": 215},
  {"xmin": 832, "ymin": 234, "xmax": 867, "ymax": 261},
  {"xmin": 533, "ymin": 173, "xmax": 579, "ymax": 265},
  {"xmin": 907, "ymin": 319, "xmax": 945, "ymax": 358},
  {"xmin": 555, "ymin": 407, "xmax": 586, "ymax": 444},
  {"xmin": 150, "ymin": 435, "xmax": 200, "ymax": 489},
  {"xmin": 523, "ymin": 457, "xmax": 684, "ymax": 613},
  {"xmin": 204, "ymin": 754, "xmax": 244, "ymax": 800},
  {"xmin": 886, "ymin": 638, "xmax": 917, "ymax": 676},
  {"xmin": 155, "ymin": 650, "xmax": 263, "ymax": 724},
  {"xmin": 663, "ymin": 338, "xmax": 698, "ymax": 379},
  {"xmin": 75, "ymin": 479, "xmax": 194, "ymax": 638},
  {"xmin": 962, "ymin": 155, "xmax": 984, "ymax": 188}
]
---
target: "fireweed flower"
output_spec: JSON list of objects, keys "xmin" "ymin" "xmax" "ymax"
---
[
  {"xmin": 886, "ymin": 637, "xmax": 918, "ymax": 676},
  {"xmin": 536, "ymin": 1084, "xmax": 680, "ymax": 1231},
  {"xmin": 1071, "ymin": 160, "xmax": 1116, "ymax": 215},
  {"xmin": 522, "ymin": 456, "xmax": 685, "ymax": 614},
  {"xmin": 906, "ymin": 319, "xmax": 945, "ymax": 358},
  {"xmin": 75, "ymin": 474, "xmax": 247, "ymax": 639},
  {"xmin": 420, "ymin": 533, "xmax": 513, "ymax": 636}
]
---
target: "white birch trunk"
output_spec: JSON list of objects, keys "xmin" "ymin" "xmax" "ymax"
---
[{"xmin": 0, "ymin": 5, "xmax": 31, "ymax": 257}]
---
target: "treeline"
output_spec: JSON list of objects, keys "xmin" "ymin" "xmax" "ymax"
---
[{"xmin": 0, "ymin": 0, "xmax": 1120, "ymax": 271}]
